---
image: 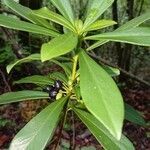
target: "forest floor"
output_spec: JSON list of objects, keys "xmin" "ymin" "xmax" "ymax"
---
[{"xmin": 0, "ymin": 83, "xmax": 149, "ymax": 150}]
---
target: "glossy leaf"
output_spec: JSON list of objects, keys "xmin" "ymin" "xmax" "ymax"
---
[
  {"xmin": 41, "ymin": 32, "xmax": 78, "ymax": 62},
  {"xmin": 14, "ymin": 75, "xmax": 54, "ymax": 86},
  {"xmin": 51, "ymin": 0, "xmax": 75, "ymax": 24},
  {"xmin": 49, "ymin": 72, "xmax": 68, "ymax": 84},
  {"xmin": 10, "ymin": 97, "xmax": 68, "ymax": 150},
  {"xmin": 74, "ymin": 19, "xmax": 84, "ymax": 35},
  {"xmin": 4, "ymin": 0, "xmax": 35, "ymax": 22},
  {"xmin": 33, "ymin": 7, "xmax": 75, "ymax": 32},
  {"xmin": 79, "ymin": 50, "xmax": 124, "ymax": 140},
  {"xmin": 73, "ymin": 108, "xmax": 134, "ymax": 150},
  {"xmin": 86, "ymin": 12, "xmax": 150, "ymax": 51},
  {"xmin": 74, "ymin": 84, "xmax": 81, "ymax": 100},
  {"xmin": 56, "ymin": 56, "xmax": 71, "ymax": 62},
  {"xmin": 83, "ymin": 0, "xmax": 114, "ymax": 29},
  {"xmin": 84, "ymin": 20, "xmax": 116, "ymax": 32},
  {"xmin": 125, "ymin": 103, "xmax": 146, "ymax": 126},
  {"xmin": 0, "ymin": 15, "xmax": 59, "ymax": 37},
  {"xmin": 86, "ymin": 27, "xmax": 150, "ymax": 46},
  {"xmin": 0, "ymin": 91, "xmax": 49, "ymax": 105},
  {"xmin": 116, "ymin": 12, "xmax": 150, "ymax": 31},
  {"xmin": 86, "ymin": 40, "xmax": 109, "ymax": 51},
  {"xmin": 7, "ymin": 54, "xmax": 40, "ymax": 73},
  {"xmin": 50, "ymin": 60, "xmax": 72, "ymax": 77},
  {"xmin": 3, "ymin": 0, "xmax": 53, "ymax": 29}
]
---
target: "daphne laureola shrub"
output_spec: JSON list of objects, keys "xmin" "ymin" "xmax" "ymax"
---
[{"xmin": 0, "ymin": 0, "xmax": 149, "ymax": 149}]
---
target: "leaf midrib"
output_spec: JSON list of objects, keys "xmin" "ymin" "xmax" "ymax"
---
[
  {"xmin": 81, "ymin": 52, "xmax": 117, "ymax": 134},
  {"xmin": 0, "ymin": 15, "xmax": 58, "ymax": 36},
  {"xmin": 44, "ymin": 33, "xmax": 76, "ymax": 59},
  {"xmin": 75, "ymin": 109, "xmax": 122, "ymax": 150},
  {"xmin": 19, "ymin": 99, "xmax": 65, "ymax": 149},
  {"xmin": 34, "ymin": 9, "xmax": 74, "ymax": 31}
]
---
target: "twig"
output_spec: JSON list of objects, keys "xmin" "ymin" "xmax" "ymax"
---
[
  {"xmin": 71, "ymin": 111, "xmax": 76, "ymax": 150},
  {"xmin": 53, "ymin": 104, "xmax": 68, "ymax": 150},
  {"xmin": 88, "ymin": 52, "xmax": 150, "ymax": 87},
  {"xmin": 0, "ymin": 68, "xmax": 11, "ymax": 92}
]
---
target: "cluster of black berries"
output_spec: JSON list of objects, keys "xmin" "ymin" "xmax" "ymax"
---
[{"xmin": 43, "ymin": 80, "xmax": 63, "ymax": 99}]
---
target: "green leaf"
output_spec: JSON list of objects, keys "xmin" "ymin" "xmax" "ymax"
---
[
  {"xmin": 74, "ymin": 19, "xmax": 84, "ymax": 35},
  {"xmin": 86, "ymin": 27, "xmax": 150, "ymax": 46},
  {"xmin": 73, "ymin": 108, "xmax": 134, "ymax": 150},
  {"xmin": 0, "ymin": 90, "xmax": 49, "ymax": 105},
  {"xmin": 74, "ymin": 84, "xmax": 81, "ymax": 100},
  {"xmin": 41, "ymin": 32, "xmax": 78, "ymax": 62},
  {"xmin": 6, "ymin": 54, "xmax": 41, "ymax": 73},
  {"xmin": 0, "ymin": 15, "xmax": 59, "ymax": 37},
  {"xmin": 102, "ymin": 65, "xmax": 120, "ymax": 77},
  {"xmin": 117, "ymin": 12, "xmax": 150, "ymax": 31},
  {"xmin": 49, "ymin": 72, "xmax": 68, "ymax": 84},
  {"xmin": 125, "ymin": 103, "xmax": 146, "ymax": 126},
  {"xmin": 14, "ymin": 75, "xmax": 54, "ymax": 86},
  {"xmin": 50, "ymin": 60, "xmax": 72, "ymax": 77},
  {"xmin": 51, "ymin": 0, "xmax": 75, "ymax": 25},
  {"xmin": 85, "ymin": 12, "xmax": 150, "ymax": 51},
  {"xmin": 3, "ymin": 0, "xmax": 34, "ymax": 22},
  {"xmin": 10, "ymin": 97, "xmax": 68, "ymax": 150},
  {"xmin": 84, "ymin": 19, "xmax": 116, "ymax": 32},
  {"xmin": 3, "ymin": 0, "xmax": 54, "ymax": 29},
  {"xmin": 79, "ymin": 50, "xmax": 124, "ymax": 140},
  {"xmin": 86, "ymin": 40, "xmax": 109, "ymax": 51},
  {"xmin": 83, "ymin": 0, "xmax": 114, "ymax": 29},
  {"xmin": 33, "ymin": 7, "xmax": 75, "ymax": 32}
]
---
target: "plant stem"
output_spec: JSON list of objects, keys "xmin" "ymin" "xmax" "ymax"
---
[
  {"xmin": 71, "ymin": 55, "xmax": 78, "ymax": 83},
  {"xmin": 0, "ymin": 68, "xmax": 11, "ymax": 92}
]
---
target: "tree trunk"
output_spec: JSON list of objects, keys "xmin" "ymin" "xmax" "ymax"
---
[
  {"xmin": 18, "ymin": 0, "xmax": 42, "ymax": 75},
  {"xmin": 118, "ymin": 0, "xmax": 134, "ymax": 82},
  {"xmin": 19, "ymin": 0, "xmax": 42, "ymax": 46},
  {"xmin": 112, "ymin": 0, "xmax": 123, "ymax": 73},
  {"xmin": 123, "ymin": 0, "xmax": 134, "ymax": 71},
  {"xmin": 19, "ymin": 0, "xmax": 30, "ymax": 46}
]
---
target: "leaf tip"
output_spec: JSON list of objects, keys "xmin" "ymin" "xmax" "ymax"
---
[
  {"xmin": 41, "ymin": 57, "xmax": 46, "ymax": 63},
  {"xmin": 115, "ymin": 130, "xmax": 122, "ymax": 141},
  {"xmin": 6, "ymin": 65, "xmax": 11, "ymax": 74},
  {"xmin": 41, "ymin": 44, "xmax": 48, "ymax": 62}
]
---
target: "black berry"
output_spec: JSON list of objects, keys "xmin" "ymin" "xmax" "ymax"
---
[
  {"xmin": 54, "ymin": 80, "xmax": 62, "ymax": 90},
  {"xmin": 49, "ymin": 88, "xmax": 58, "ymax": 99},
  {"xmin": 43, "ymin": 85, "xmax": 53, "ymax": 93},
  {"xmin": 43, "ymin": 80, "xmax": 63, "ymax": 100}
]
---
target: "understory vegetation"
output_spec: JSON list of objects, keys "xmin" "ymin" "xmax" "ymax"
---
[{"xmin": 0, "ymin": 0, "xmax": 149, "ymax": 149}]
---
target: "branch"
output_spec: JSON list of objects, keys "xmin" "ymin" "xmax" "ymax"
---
[
  {"xmin": 0, "ymin": 68, "xmax": 11, "ymax": 92},
  {"xmin": 88, "ymin": 52, "xmax": 150, "ymax": 87},
  {"xmin": 52, "ymin": 103, "xmax": 68, "ymax": 150}
]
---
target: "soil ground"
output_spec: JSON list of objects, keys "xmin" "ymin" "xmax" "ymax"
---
[{"xmin": 0, "ymin": 86, "xmax": 149, "ymax": 150}]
